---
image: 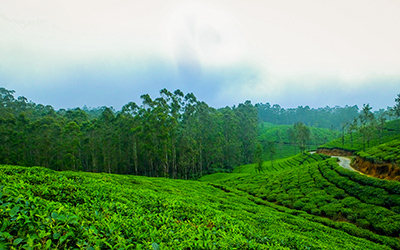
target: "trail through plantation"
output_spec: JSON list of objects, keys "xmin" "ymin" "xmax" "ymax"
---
[
  {"xmin": 311, "ymin": 151, "xmax": 359, "ymax": 172},
  {"xmin": 332, "ymin": 156, "xmax": 357, "ymax": 172}
]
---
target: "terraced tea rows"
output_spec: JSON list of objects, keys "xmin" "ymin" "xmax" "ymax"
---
[
  {"xmin": 356, "ymin": 139, "xmax": 400, "ymax": 164},
  {"xmin": 202, "ymin": 154, "xmax": 400, "ymax": 249},
  {"xmin": 233, "ymin": 153, "xmax": 329, "ymax": 173},
  {"xmin": 1, "ymin": 165, "xmax": 396, "ymax": 249},
  {"xmin": 320, "ymin": 119, "xmax": 400, "ymax": 152}
]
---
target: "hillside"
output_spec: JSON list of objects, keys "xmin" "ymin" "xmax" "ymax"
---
[
  {"xmin": 232, "ymin": 152, "xmax": 330, "ymax": 174},
  {"xmin": 356, "ymin": 139, "xmax": 400, "ymax": 164},
  {"xmin": 320, "ymin": 119, "xmax": 400, "ymax": 152},
  {"xmin": 1, "ymin": 164, "xmax": 398, "ymax": 249},
  {"xmin": 318, "ymin": 119, "xmax": 400, "ymax": 180},
  {"xmin": 201, "ymin": 153, "xmax": 400, "ymax": 249},
  {"xmin": 258, "ymin": 122, "xmax": 339, "ymax": 159}
]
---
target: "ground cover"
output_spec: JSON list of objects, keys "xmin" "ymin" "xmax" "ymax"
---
[
  {"xmin": 320, "ymin": 119, "xmax": 400, "ymax": 152},
  {"xmin": 258, "ymin": 122, "xmax": 339, "ymax": 159},
  {"xmin": 1, "ymin": 165, "xmax": 396, "ymax": 249},
  {"xmin": 232, "ymin": 153, "xmax": 329, "ymax": 174},
  {"xmin": 356, "ymin": 139, "xmax": 400, "ymax": 164},
  {"xmin": 201, "ymin": 154, "xmax": 400, "ymax": 249}
]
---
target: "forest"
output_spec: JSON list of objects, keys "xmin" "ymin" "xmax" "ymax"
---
[
  {"xmin": 256, "ymin": 102, "xmax": 397, "ymax": 130},
  {"xmin": 2, "ymin": 88, "xmax": 400, "ymax": 249},
  {"xmin": 1, "ymin": 87, "xmax": 399, "ymax": 179},
  {"xmin": 0, "ymin": 88, "xmax": 258, "ymax": 178}
]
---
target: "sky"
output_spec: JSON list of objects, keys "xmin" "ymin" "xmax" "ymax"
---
[{"xmin": 1, "ymin": 0, "xmax": 400, "ymax": 110}]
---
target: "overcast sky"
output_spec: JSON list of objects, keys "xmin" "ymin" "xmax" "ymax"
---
[{"xmin": 1, "ymin": 0, "xmax": 400, "ymax": 110}]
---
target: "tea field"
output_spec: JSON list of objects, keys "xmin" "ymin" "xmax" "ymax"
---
[
  {"xmin": 356, "ymin": 139, "xmax": 400, "ymax": 164},
  {"xmin": 1, "ymin": 161, "xmax": 399, "ymax": 249},
  {"xmin": 201, "ymin": 153, "xmax": 400, "ymax": 249},
  {"xmin": 320, "ymin": 119, "xmax": 400, "ymax": 152},
  {"xmin": 258, "ymin": 122, "xmax": 339, "ymax": 159}
]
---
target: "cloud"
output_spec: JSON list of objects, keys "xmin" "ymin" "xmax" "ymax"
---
[{"xmin": 1, "ymin": 0, "xmax": 400, "ymax": 111}]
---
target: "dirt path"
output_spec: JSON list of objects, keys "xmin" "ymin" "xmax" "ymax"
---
[
  {"xmin": 332, "ymin": 156, "xmax": 357, "ymax": 172},
  {"xmin": 310, "ymin": 151, "xmax": 359, "ymax": 172}
]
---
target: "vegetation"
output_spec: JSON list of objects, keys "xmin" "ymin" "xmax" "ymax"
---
[
  {"xmin": 320, "ymin": 119, "xmax": 400, "ymax": 152},
  {"xmin": 2, "ymin": 87, "xmax": 400, "ymax": 249},
  {"xmin": 1, "ymin": 164, "xmax": 397, "ymax": 249},
  {"xmin": 320, "ymin": 94, "xmax": 400, "ymax": 153},
  {"xmin": 256, "ymin": 103, "xmax": 360, "ymax": 130},
  {"xmin": 258, "ymin": 122, "xmax": 339, "ymax": 159},
  {"xmin": 0, "ymin": 88, "xmax": 258, "ymax": 178},
  {"xmin": 201, "ymin": 153, "xmax": 400, "ymax": 249},
  {"xmin": 356, "ymin": 140, "xmax": 400, "ymax": 164}
]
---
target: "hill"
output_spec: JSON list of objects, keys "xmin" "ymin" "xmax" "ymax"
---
[
  {"xmin": 318, "ymin": 119, "xmax": 400, "ymax": 180},
  {"xmin": 258, "ymin": 122, "xmax": 339, "ymax": 159},
  {"xmin": 357, "ymin": 139, "xmax": 400, "ymax": 164},
  {"xmin": 200, "ymin": 153, "xmax": 400, "ymax": 249},
  {"xmin": 320, "ymin": 119, "xmax": 400, "ymax": 152},
  {"xmin": 1, "ymin": 164, "xmax": 398, "ymax": 249}
]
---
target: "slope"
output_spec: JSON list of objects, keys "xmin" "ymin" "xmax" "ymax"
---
[
  {"xmin": 320, "ymin": 119, "xmax": 400, "ymax": 152},
  {"xmin": 258, "ymin": 122, "xmax": 339, "ymax": 159},
  {"xmin": 318, "ymin": 119, "xmax": 400, "ymax": 180},
  {"xmin": 0, "ymin": 165, "xmax": 395, "ymax": 249},
  {"xmin": 200, "ymin": 153, "xmax": 400, "ymax": 249}
]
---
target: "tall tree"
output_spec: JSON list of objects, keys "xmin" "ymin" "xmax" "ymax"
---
[
  {"xmin": 347, "ymin": 118, "xmax": 358, "ymax": 147},
  {"xmin": 254, "ymin": 143, "xmax": 263, "ymax": 173},
  {"xmin": 359, "ymin": 104, "xmax": 376, "ymax": 150},
  {"xmin": 394, "ymin": 93, "xmax": 400, "ymax": 117},
  {"xmin": 293, "ymin": 122, "xmax": 311, "ymax": 153},
  {"xmin": 264, "ymin": 141, "xmax": 276, "ymax": 168}
]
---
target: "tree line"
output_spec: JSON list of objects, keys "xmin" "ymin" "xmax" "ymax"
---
[
  {"xmin": 256, "ymin": 102, "xmax": 399, "ymax": 130},
  {"xmin": 341, "ymin": 96, "xmax": 400, "ymax": 150},
  {"xmin": 0, "ymin": 88, "xmax": 258, "ymax": 179}
]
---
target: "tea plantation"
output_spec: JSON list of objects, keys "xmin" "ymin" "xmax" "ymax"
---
[
  {"xmin": 201, "ymin": 153, "xmax": 400, "ymax": 249},
  {"xmin": 356, "ymin": 139, "xmax": 400, "ymax": 164},
  {"xmin": 320, "ymin": 119, "xmax": 400, "ymax": 152},
  {"xmin": 1, "ymin": 160, "xmax": 399, "ymax": 249}
]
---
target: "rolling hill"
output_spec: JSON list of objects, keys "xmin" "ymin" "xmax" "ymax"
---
[
  {"xmin": 258, "ymin": 122, "xmax": 339, "ymax": 159},
  {"xmin": 2, "ymin": 153, "xmax": 400, "ymax": 249}
]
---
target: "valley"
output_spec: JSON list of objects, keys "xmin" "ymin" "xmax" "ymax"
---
[{"xmin": 1, "ymin": 89, "xmax": 400, "ymax": 249}]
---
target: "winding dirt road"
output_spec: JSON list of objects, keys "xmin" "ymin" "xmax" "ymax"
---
[
  {"xmin": 311, "ymin": 152, "xmax": 359, "ymax": 172},
  {"xmin": 332, "ymin": 156, "xmax": 357, "ymax": 172}
]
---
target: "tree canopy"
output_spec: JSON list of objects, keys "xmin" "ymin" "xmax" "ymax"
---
[{"xmin": 0, "ymin": 88, "xmax": 258, "ymax": 179}]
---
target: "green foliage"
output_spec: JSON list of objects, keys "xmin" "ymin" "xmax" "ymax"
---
[
  {"xmin": 395, "ymin": 93, "xmax": 400, "ymax": 117},
  {"xmin": 356, "ymin": 139, "xmax": 400, "ymax": 164},
  {"xmin": 0, "ymin": 165, "xmax": 393, "ymax": 249},
  {"xmin": 0, "ymin": 88, "xmax": 259, "ymax": 179},
  {"xmin": 233, "ymin": 152, "xmax": 330, "ymax": 174},
  {"xmin": 258, "ymin": 122, "xmax": 339, "ymax": 159},
  {"xmin": 255, "ymin": 103, "xmax": 360, "ymax": 130},
  {"xmin": 321, "ymin": 119, "xmax": 400, "ymax": 152},
  {"xmin": 203, "ymin": 154, "xmax": 400, "ymax": 249}
]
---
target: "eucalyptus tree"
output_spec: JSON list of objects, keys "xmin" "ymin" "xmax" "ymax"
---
[
  {"xmin": 347, "ymin": 118, "xmax": 358, "ymax": 147},
  {"xmin": 62, "ymin": 121, "xmax": 82, "ymax": 171},
  {"xmin": 121, "ymin": 101, "xmax": 141, "ymax": 175},
  {"xmin": 265, "ymin": 140, "xmax": 276, "ymax": 167},
  {"xmin": 359, "ymin": 104, "xmax": 376, "ymax": 150},
  {"xmin": 293, "ymin": 122, "xmax": 311, "ymax": 153},
  {"xmin": 341, "ymin": 122, "xmax": 348, "ymax": 146},
  {"xmin": 394, "ymin": 93, "xmax": 400, "ymax": 117},
  {"xmin": 254, "ymin": 142, "xmax": 263, "ymax": 173},
  {"xmin": 99, "ymin": 107, "xmax": 116, "ymax": 173},
  {"xmin": 376, "ymin": 110, "xmax": 388, "ymax": 144},
  {"xmin": 0, "ymin": 87, "xmax": 261, "ymax": 179},
  {"xmin": 235, "ymin": 100, "xmax": 258, "ymax": 164}
]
